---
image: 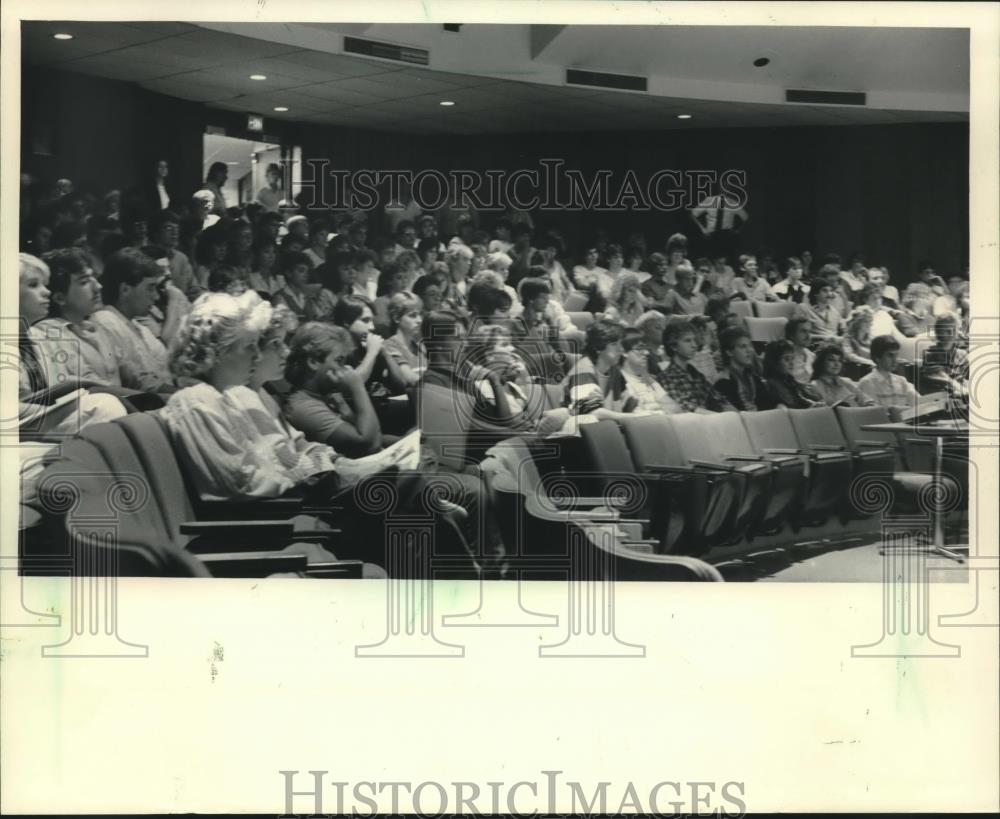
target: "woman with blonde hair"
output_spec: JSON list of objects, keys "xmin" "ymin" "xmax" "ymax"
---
[
  {"xmin": 603, "ymin": 270, "xmax": 648, "ymax": 327},
  {"xmin": 842, "ymin": 305, "xmax": 876, "ymax": 375},
  {"xmin": 161, "ymin": 291, "xmax": 479, "ymax": 573}
]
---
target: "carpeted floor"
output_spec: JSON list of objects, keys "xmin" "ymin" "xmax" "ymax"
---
[{"xmin": 714, "ymin": 531, "xmax": 970, "ymax": 582}]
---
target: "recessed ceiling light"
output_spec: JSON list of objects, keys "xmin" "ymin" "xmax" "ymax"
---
[
  {"xmin": 273, "ymin": 106, "xmax": 288, "ymax": 112},
  {"xmin": 677, "ymin": 114, "xmax": 692, "ymax": 120},
  {"xmin": 439, "ymin": 100, "xmax": 455, "ymax": 107},
  {"xmin": 52, "ymin": 33, "xmax": 73, "ymax": 40},
  {"xmin": 753, "ymin": 57, "xmax": 770, "ymax": 68},
  {"xmin": 226, "ymin": 161, "xmax": 240, "ymax": 165},
  {"xmin": 249, "ymin": 74, "xmax": 267, "ymax": 81}
]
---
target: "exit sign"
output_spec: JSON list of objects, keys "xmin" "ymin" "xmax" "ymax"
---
[{"xmin": 247, "ymin": 114, "xmax": 264, "ymax": 132}]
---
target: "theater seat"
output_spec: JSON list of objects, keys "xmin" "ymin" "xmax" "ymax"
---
[
  {"xmin": 617, "ymin": 414, "xmax": 744, "ymax": 552},
  {"xmin": 567, "ymin": 311, "xmax": 595, "ymax": 332},
  {"xmin": 741, "ymin": 408, "xmax": 853, "ymax": 528},
  {"xmin": 33, "ymin": 419, "xmax": 363, "ymax": 578},
  {"xmin": 671, "ymin": 411, "xmax": 803, "ymax": 537},
  {"xmin": 753, "ymin": 301, "xmax": 797, "ymax": 320},
  {"xmin": 787, "ymin": 407, "xmax": 896, "ymax": 521},
  {"xmin": 745, "ymin": 316, "xmax": 788, "ymax": 345},
  {"xmin": 728, "ymin": 301, "xmax": 753, "ymax": 321},
  {"xmin": 578, "ymin": 420, "xmax": 692, "ymax": 553}
]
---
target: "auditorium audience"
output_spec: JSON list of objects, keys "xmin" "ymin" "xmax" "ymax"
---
[
  {"xmin": 381, "ymin": 292, "xmax": 427, "ymax": 387},
  {"xmin": 857, "ymin": 335, "xmax": 919, "ymax": 414},
  {"xmin": 762, "ymin": 340, "xmax": 824, "ymax": 409},
  {"xmin": 604, "ymin": 270, "xmax": 649, "ymax": 326},
  {"xmin": 562, "ymin": 318, "xmax": 639, "ymax": 417},
  {"xmin": 91, "ymin": 248, "xmax": 176, "ymax": 394},
  {"xmin": 769, "ymin": 257, "xmax": 810, "ymax": 303},
  {"xmin": 619, "ymin": 327, "xmax": 683, "ymax": 414},
  {"xmin": 657, "ymin": 319, "xmax": 734, "ymax": 412},
  {"xmin": 784, "ymin": 318, "xmax": 816, "ymax": 385},
  {"xmin": 714, "ymin": 326, "xmax": 775, "ymax": 412},
  {"xmin": 794, "ymin": 280, "xmax": 846, "ymax": 343},
  {"xmin": 809, "ymin": 344, "xmax": 875, "ymax": 407},
  {"xmin": 732, "ymin": 254, "xmax": 777, "ymax": 302}
]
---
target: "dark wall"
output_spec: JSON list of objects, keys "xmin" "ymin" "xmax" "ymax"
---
[
  {"xmin": 425, "ymin": 122, "xmax": 968, "ymax": 283},
  {"xmin": 22, "ymin": 66, "xmax": 967, "ymax": 282}
]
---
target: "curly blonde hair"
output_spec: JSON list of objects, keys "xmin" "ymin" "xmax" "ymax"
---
[
  {"xmin": 609, "ymin": 270, "xmax": 647, "ymax": 311},
  {"xmin": 845, "ymin": 305, "xmax": 875, "ymax": 339},
  {"xmin": 169, "ymin": 291, "xmax": 272, "ymax": 381}
]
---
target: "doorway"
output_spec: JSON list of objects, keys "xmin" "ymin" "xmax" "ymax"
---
[{"xmin": 202, "ymin": 133, "xmax": 302, "ymax": 209}]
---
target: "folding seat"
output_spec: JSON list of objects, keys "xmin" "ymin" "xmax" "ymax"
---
[
  {"xmin": 752, "ymin": 301, "xmax": 797, "ymax": 320},
  {"xmin": 562, "ymin": 291, "xmax": 591, "ymax": 312},
  {"xmin": 671, "ymin": 411, "xmax": 803, "ymax": 536},
  {"xmin": 68, "ymin": 418, "xmax": 362, "ymax": 577},
  {"xmin": 489, "ymin": 474, "xmax": 721, "ymax": 580},
  {"xmin": 566, "ymin": 311, "xmax": 595, "ymax": 332},
  {"xmin": 34, "ymin": 433, "xmax": 317, "ymax": 577},
  {"xmin": 745, "ymin": 317, "xmax": 788, "ymax": 347},
  {"xmin": 728, "ymin": 300, "xmax": 753, "ymax": 321},
  {"xmin": 741, "ymin": 408, "xmax": 853, "ymax": 528},
  {"xmin": 835, "ymin": 405, "xmax": 966, "ymax": 516},
  {"xmin": 577, "ymin": 420, "xmax": 694, "ymax": 554},
  {"xmin": 617, "ymin": 414, "xmax": 745, "ymax": 552},
  {"xmin": 787, "ymin": 407, "xmax": 896, "ymax": 521},
  {"xmin": 415, "ymin": 382, "xmax": 515, "ymax": 472}
]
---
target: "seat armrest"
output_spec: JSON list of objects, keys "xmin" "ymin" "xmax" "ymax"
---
[
  {"xmin": 645, "ymin": 463, "xmax": 694, "ymax": 474},
  {"xmin": 305, "ymin": 560, "xmax": 364, "ymax": 579},
  {"xmin": 180, "ymin": 520, "xmax": 295, "ymax": 537},
  {"xmin": 857, "ymin": 439, "xmax": 901, "ymax": 450},
  {"xmin": 809, "ymin": 444, "xmax": 846, "ymax": 451},
  {"xmin": 199, "ymin": 552, "xmax": 307, "ymax": 577},
  {"xmin": 688, "ymin": 459, "xmax": 737, "ymax": 472},
  {"xmin": 762, "ymin": 447, "xmax": 804, "ymax": 455}
]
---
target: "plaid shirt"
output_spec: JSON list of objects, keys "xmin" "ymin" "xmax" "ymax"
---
[{"xmin": 656, "ymin": 359, "xmax": 734, "ymax": 412}]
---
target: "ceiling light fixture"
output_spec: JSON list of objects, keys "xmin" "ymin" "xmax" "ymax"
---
[
  {"xmin": 677, "ymin": 114, "xmax": 692, "ymax": 120},
  {"xmin": 273, "ymin": 106, "xmax": 289, "ymax": 112},
  {"xmin": 440, "ymin": 100, "xmax": 455, "ymax": 107},
  {"xmin": 52, "ymin": 32, "xmax": 73, "ymax": 40},
  {"xmin": 249, "ymin": 74, "xmax": 267, "ymax": 81},
  {"xmin": 753, "ymin": 57, "xmax": 771, "ymax": 68}
]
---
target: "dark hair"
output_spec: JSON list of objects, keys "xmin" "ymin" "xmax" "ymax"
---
[
  {"xmin": 605, "ymin": 243, "xmax": 624, "ymax": 260},
  {"xmin": 808, "ymin": 281, "xmax": 834, "ymax": 305},
  {"xmin": 705, "ymin": 295, "xmax": 731, "ymax": 324},
  {"xmin": 101, "ymin": 248, "xmax": 163, "ymax": 304},
  {"xmin": 332, "ymin": 295, "xmax": 372, "ymax": 330},
  {"xmin": 207, "ymin": 265, "xmax": 242, "ymax": 293},
  {"xmin": 467, "ymin": 280, "xmax": 509, "ymax": 316},
  {"xmin": 869, "ymin": 334, "xmax": 900, "ymax": 360},
  {"xmin": 784, "ymin": 317, "xmax": 811, "ymax": 341},
  {"xmin": 208, "ymin": 161, "xmax": 228, "ymax": 179},
  {"xmin": 784, "ymin": 256, "xmax": 803, "ymax": 272},
  {"xmin": 762, "ymin": 339, "xmax": 796, "ymax": 380},
  {"xmin": 738, "ymin": 253, "xmax": 756, "ymax": 271},
  {"xmin": 417, "ymin": 237, "xmax": 440, "ymax": 258},
  {"xmin": 539, "ymin": 232, "xmax": 564, "ymax": 253},
  {"xmin": 494, "ymin": 216, "xmax": 512, "ymax": 232},
  {"xmin": 309, "ymin": 217, "xmax": 330, "ymax": 238},
  {"xmin": 811, "ymin": 343, "xmax": 845, "ymax": 379},
  {"xmin": 518, "ymin": 276, "xmax": 551, "ymax": 304},
  {"xmin": 859, "ymin": 282, "xmax": 882, "ymax": 304},
  {"xmin": 99, "ymin": 231, "xmax": 130, "ymax": 260},
  {"xmin": 284, "ymin": 322, "xmax": 353, "ymax": 389},
  {"xmin": 40, "ymin": 248, "xmax": 90, "ymax": 317},
  {"xmin": 621, "ymin": 326, "xmax": 646, "ymax": 352},
  {"xmin": 279, "ymin": 250, "xmax": 312, "ymax": 275},
  {"xmin": 412, "ymin": 274, "xmax": 444, "ymax": 301},
  {"xmin": 421, "ymin": 310, "xmax": 467, "ymax": 355},
  {"xmin": 717, "ymin": 325, "xmax": 752, "ymax": 366},
  {"xmin": 584, "ymin": 318, "xmax": 625, "ymax": 360},
  {"xmin": 195, "ymin": 224, "xmax": 229, "ymax": 265},
  {"xmin": 51, "ymin": 221, "xmax": 86, "ymax": 249},
  {"xmin": 662, "ymin": 318, "xmax": 696, "ymax": 352}
]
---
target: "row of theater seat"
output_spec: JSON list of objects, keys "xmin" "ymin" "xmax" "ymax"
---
[{"xmin": 485, "ymin": 405, "xmax": 968, "ymax": 564}]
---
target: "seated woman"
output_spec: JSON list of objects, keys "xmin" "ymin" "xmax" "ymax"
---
[
  {"xmin": 372, "ymin": 258, "xmax": 413, "ymax": 336},
  {"xmin": 603, "ymin": 270, "xmax": 649, "ymax": 327},
  {"xmin": 619, "ymin": 327, "xmax": 683, "ymax": 414},
  {"xmin": 762, "ymin": 340, "xmax": 824, "ymax": 409},
  {"xmin": 274, "ymin": 250, "xmax": 336, "ymax": 322},
  {"xmin": 857, "ymin": 282, "xmax": 907, "ymax": 343},
  {"xmin": 332, "ymin": 296, "xmax": 412, "ymax": 436},
  {"xmin": 857, "ymin": 335, "xmax": 920, "ymax": 416},
  {"xmin": 919, "ymin": 313, "xmax": 969, "ymax": 397},
  {"xmin": 561, "ymin": 318, "xmax": 641, "ymax": 418},
  {"xmin": 572, "ymin": 245, "xmax": 612, "ymax": 311},
  {"xmin": 635, "ymin": 310, "xmax": 669, "ymax": 375},
  {"xmin": 896, "ymin": 282, "xmax": 935, "ymax": 338},
  {"xmin": 714, "ymin": 326, "xmax": 777, "ymax": 412},
  {"xmin": 412, "ymin": 268, "xmax": 450, "ymax": 314},
  {"xmin": 18, "ymin": 253, "xmax": 128, "ymax": 435},
  {"xmin": 381, "ymin": 292, "xmax": 427, "ymax": 387},
  {"xmin": 809, "ymin": 343, "xmax": 875, "ymax": 407},
  {"xmin": 193, "ymin": 224, "xmax": 229, "ymax": 293},
  {"xmin": 246, "ymin": 237, "xmax": 285, "ymax": 298},
  {"xmin": 841, "ymin": 306, "xmax": 876, "ymax": 376},
  {"xmin": 161, "ymin": 292, "xmax": 476, "ymax": 572},
  {"xmin": 793, "ymin": 279, "xmax": 847, "ymax": 344}
]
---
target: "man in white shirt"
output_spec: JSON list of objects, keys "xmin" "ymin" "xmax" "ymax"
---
[
  {"xmin": 203, "ymin": 162, "xmax": 229, "ymax": 216},
  {"xmin": 91, "ymin": 248, "xmax": 175, "ymax": 394},
  {"xmin": 857, "ymin": 335, "xmax": 918, "ymax": 416}
]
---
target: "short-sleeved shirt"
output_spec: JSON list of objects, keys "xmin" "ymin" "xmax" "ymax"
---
[
  {"xmin": 732, "ymin": 276, "xmax": 772, "ymax": 302},
  {"xmin": 284, "ymin": 389, "xmax": 357, "ymax": 445},
  {"xmin": 857, "ymin": 370, "xmax": 918, "ymax": 410}
]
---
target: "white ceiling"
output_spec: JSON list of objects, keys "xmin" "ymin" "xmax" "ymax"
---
[{"xmin": 21, "ymin": 21, "xmax": 969, "ymax": 135}]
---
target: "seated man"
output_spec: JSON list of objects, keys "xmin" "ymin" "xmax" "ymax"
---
[
  {"xmin": 731, "ymin": 254, "xmax": 777, "ymax": 303},
  {"xmin": 656, "ymin": 319, "xmax": 735, "ymax": 413},
  {"xmin": 769, "ymin": 257, "xmax": 811, "ymax": 303},
  {"xmin": 857, "ymin": 335, "xmax": 920, "ymax": 416},
  {"xmin": 90, "ymin": 248, "xmax": 176, "ymax": 394},
  {"xmin": 919, "ymin": 313, "xmax": 969, "ymax": 397},
  {"xmin": 662, "ymin": 266, "xmax": 707, "ymax": 316}
]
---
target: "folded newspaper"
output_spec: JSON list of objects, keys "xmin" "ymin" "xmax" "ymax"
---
[
  {"xmin": 333, "ymin": 429, "xmax": 422, "ymax": 487},
  {"xmin": 898, "ymin": 391, "xmax": 950, "ymax": 422}
]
